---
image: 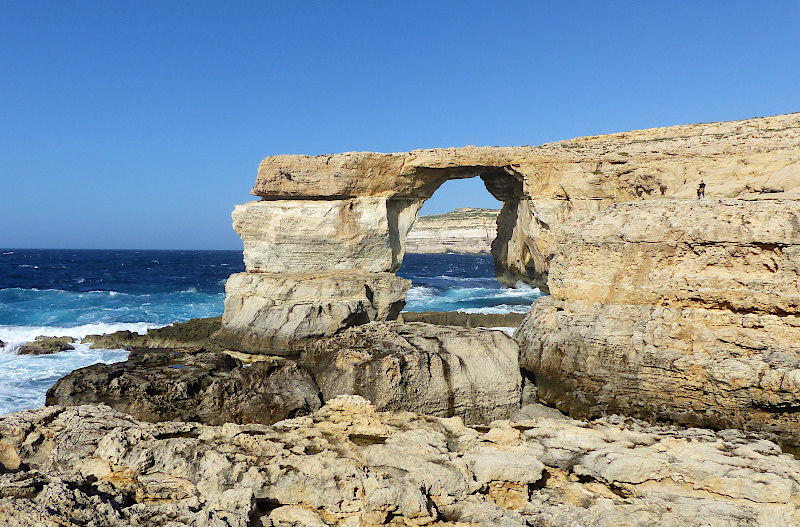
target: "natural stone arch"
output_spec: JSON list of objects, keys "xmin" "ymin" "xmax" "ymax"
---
[{"xmin": 243, "ymin": 152, "xmax": 532, "ymax": 283}]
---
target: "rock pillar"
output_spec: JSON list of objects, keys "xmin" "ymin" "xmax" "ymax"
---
[{"xmin": 218, "ymin": 197, "xmax": 421, "ymax": 352}]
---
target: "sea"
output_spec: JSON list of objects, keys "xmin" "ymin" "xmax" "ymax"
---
[{"xmin": 0, "ymin": 250, "xmax": 543, "ymax": 416}]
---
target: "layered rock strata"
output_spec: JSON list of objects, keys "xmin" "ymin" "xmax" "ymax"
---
[
  {"xmin": 404, "ymin": 207, "xmax": 500, "ymax": 254},
  {"xmin": 301, "ymin": 322, "xmax": 521, "ymax": 424},
  {"xmin": 2, "ymin": 398, "xmax": 799, "ymax": 526},
  {"xmin": 224, "ymin": 113, "xmax": 799, "ymax": 344},
  {"xmin": 251, "ymin": 113, "xmax": 800, "ymax": 291},
  {"xmin": 217, "ymin": 271, "xmax": 409, "ymax": 353},
  {"xmin": 516, "ymin": 199, "xmax": 800, "ymax": 445}
]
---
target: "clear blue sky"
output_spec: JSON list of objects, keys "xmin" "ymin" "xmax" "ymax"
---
[{"xmin": 2, "ymin": 1, "xmax": 798, "ymax": 249}]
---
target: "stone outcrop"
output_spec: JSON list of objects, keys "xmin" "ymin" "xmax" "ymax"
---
[
  {"xmin": 234, "ymin": 198, "xmax": 422, "ymax": 273},
  {"xmin": 18, "ymin": 336, "xmax": 75, "ymax": 355},
  {"xmin": 216, "ymin": 271, "xmax": 409, "ymax": 353},
  {"xmin": 224, "ymin": 113, "xmax": 800, "ymax": 348},
  {"xmin": 301, "ymin": 322, "xmax": 521, "ymax": 424},
  {"xmin": 83, "ymin": 317, "xmax": 224, "ymax": 350},
  {"xmin": 2, "ymin": 398, "xmax": 800, "ymax": 526},
  {"xmin": 399, "ymin": 310, "xmax": 526, "ymax": 328},
  {"xmin": 516, "ymin": 199, "xmax": 800, "ymax": 446},
  {"xmin": 250, "ymin": 113, "xmax": 800, "ymax": 290},
  {"xmin": 405, "ymin": 207, "xmax": 500, "ymax": 254},
  {"xmin": 45, "ymin": 348, "xmax": 322, "ymax": 426}
]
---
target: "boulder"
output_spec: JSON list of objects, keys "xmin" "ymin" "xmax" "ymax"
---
[
  {"xmin": 217, "ymin": 271, "xmax": 409, "ymax": 353},
  {"xmin": 234, "ymin": 198, "xmax": 422, "ymax": 273},
  {"xmin": 18, "ymin": 336, "xmax": 75, "ymax": 355},
  {"xmin": 516, "ymin": 199, "xmax": 800, "ymax": 446},
  {"xmin": 45, "ymin": 348, "xmax": 322, "ymax": 425},
  {"xmin": 301, "ymin": 322, "xmax": 522, "ymax": 424},
  {"xmin": 2, "ymin": 398, "xmax": 799, "ymax": 526}
]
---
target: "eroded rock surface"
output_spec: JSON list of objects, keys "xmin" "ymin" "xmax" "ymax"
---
[
  {"xmin": 83, "ymin": 317, "xmax": 224, "ymax": 350},
  {"xmin": 234, "ymin": 198, "xmax": 422, "ymax": 274},
  {"xmin": 218, "ymin": 271, "xmax": 409, "ymax": 353},
  {"xmin": 516, "ymin": 199, "xmax": 800, "ymax": 445},
  {"xmin": 301, "ymin": 322, "xmax": 521, "ymax": 425},
  {"xmin": 45, "ymin": 348, "xmax": 322, "ymax": 425},
  {"xmin": 252, "ymin": 113, "xmax": 800, "ymax": 289},
  {"xmin": 2, "ymin": 398, "xmax": 799, "ymax": 526},
  {"xmin": 405, "ymin": 207, "xmax": 500, "ymax": 254},
  {"xmin": 224, "ymin": 113, "xmax": 800, "ymax": 343},
  {"xmin": 18, "ymin": 336, "xmax": 76, "ymax": 355}
]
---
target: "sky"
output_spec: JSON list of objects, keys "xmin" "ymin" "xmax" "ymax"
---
[{"xmin": 1, "ymin": 1, "xmax": 798, "ymax": 250}]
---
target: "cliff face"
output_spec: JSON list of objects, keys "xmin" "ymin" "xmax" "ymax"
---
[
  {"xmin": 221, "ymin": 112, "xmax": 800, "ymax": 349},
  {"xmin": 404, "ymin": 207, "xmax": 499, "ymax": 254},
  {"xmin": 515, "ymin": 199, "xmax": 800, "ymax": 445}
]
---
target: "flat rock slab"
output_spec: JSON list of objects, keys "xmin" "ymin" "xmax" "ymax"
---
[
  {"xmin": 45, "ymin": 348, "xmax": 322, "ymax": 425},
  {"xmin": 301, "ymin": 322, "xmax": 522, "ymax": 425},
  {"xmin": 1, "ymin": 398, "xmax": 799, "ymax": 526}
]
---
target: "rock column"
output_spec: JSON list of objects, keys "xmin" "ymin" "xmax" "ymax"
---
[{"xmin": 218, "ymin": 197, "xmax": 421, "ymax": 352}]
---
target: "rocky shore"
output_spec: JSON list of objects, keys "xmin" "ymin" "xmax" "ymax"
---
[
  {"xmin": 4, "ymin": 112, "xmax": 800, "ymax": 525},
  {"xmin": 2, "ymin": 398, "xmax": 799, "ymax": 526}
]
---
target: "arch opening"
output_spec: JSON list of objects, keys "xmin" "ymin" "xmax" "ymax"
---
[{"xmin": 396, "ymin": 175, "xmax": 543, "ymax": 318}]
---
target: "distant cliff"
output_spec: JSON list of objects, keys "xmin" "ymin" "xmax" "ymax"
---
[{"xmin": 404, "ymin": 207, "xmax": 499, "ymax": 254}]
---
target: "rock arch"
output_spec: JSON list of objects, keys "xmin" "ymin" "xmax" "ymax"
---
[{"xmin": 219, "ymin": 114, "xmax": 800, "ymax": 351}]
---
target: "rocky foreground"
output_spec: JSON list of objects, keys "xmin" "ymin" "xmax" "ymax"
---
[{"xmin": 3, "ymin": 397, "xmax": 799, "ymax": 527}]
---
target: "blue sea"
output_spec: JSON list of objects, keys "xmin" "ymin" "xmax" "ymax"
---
[{"xmin": 0, "ymin": 250, "xmax": 542, "ymax": 415}]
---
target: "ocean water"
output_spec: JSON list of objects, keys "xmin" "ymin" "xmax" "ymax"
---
[{"xmin": 0, "ymin": 250, "xmax": 543, "ymax": 415}]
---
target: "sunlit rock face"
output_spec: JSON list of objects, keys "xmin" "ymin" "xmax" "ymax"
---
[
  {"xmin": 516, "ymin": 199, "xmax": 800, "ymax": 446},
  {"xmin": 223, "ymin": 112, "xmax": 800, "ymax": 345},
  {"xmin": 234, "ymin": 198, "xmax": 422, "ymax": 273},
  {"xmin": 217, "ymin": 271, "xmax": 410, "ymax": 353}
]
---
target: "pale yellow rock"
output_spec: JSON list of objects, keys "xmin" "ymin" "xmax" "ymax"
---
[
  {"xmin": 548, "ymin": 199, "xmax": 800, "ymax": 313},
  {"xmin": 516, "ymin": 199, "xmax": 800, "ymax": 443},
  {"xmin": 405, "ymin": 208, "xmax": 499, "ymax": 254},
  {"xmin": 218, "ymin": 271, "xmax": 410, "ymax": 352},
  {"xmin": 249, "ymin": 113, "xmax": 800, "ymax": 288},
  {"xmin": 233, "ymin": 198, "xmax": 422, "ymax": 273},
  {"xmin": 4, "ymin": 403, "xmax": 800, "ymax": 526}
]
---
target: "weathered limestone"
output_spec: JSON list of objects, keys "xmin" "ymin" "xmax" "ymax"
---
[
  {"xmin": 516, "ymin": 199, "xmax": 800, "ymax": 445},
  {"xmin": 45, "ymin": 348, "xmax": 322, "ymax": 425},
  {"xmin": 2, "ymin": 399, "xmax": 800, "ymax": 526},
  {"xmin": 404, "ymin": 207, "xmax": 500, "ymax": 254},
  {"xmin": 217, "ymin": 271, "xmax": 410, "ymax": 353},
  {"xmin": 224, "ymin": 113, "xmax": 800, "ymax": 344},
  {"xmin": 234, "ymin": 198, "xmax": 422, "ymax": 273},
  {"xmin": 547, "ymin": 200, "xmax": 800, "ymax": 312},
  {"xmin": 301, "ymin": 322, "xmax": 521, "ymax": 424}
]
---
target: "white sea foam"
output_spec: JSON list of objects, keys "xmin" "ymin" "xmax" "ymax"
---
[
  {"xmin": 406, "ymin": 286, "xmax": 438, "ymax": 301},
  {"xmin": 0, "ymin": 342, "xmax": 129, "ymax": 415},
  {"xmin": 0, "ymin": 322, "xmax": 163, "ymax": 355}
]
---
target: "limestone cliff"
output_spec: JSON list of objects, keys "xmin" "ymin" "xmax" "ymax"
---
[
  {"xmin": 222, "ymin": 112, "xmax": 800, "ymax": 348},
  {"xmin": 250, "ymin": 112, "xmax": 800, "ymax": 289},
  {"xmin": 405, "ymin": 207, "xmax": 499, "ymax": 254},
  {"xmin": 515, "ymin": 199, "xmax": 800, "ymax": 446}
]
